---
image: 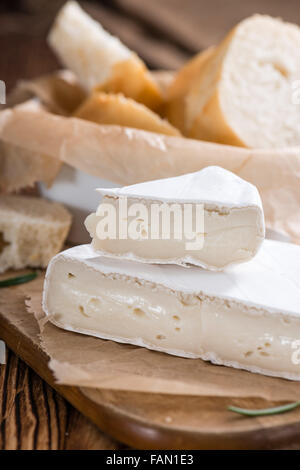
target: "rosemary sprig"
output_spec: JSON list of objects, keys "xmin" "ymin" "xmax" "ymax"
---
[
  {"xmin": 228, "ymin": 401, "xmax": 300, "ymax": 417},
  {"xmin": 0, "ymin": 272, "xmax": 37, "ymax": 288}
]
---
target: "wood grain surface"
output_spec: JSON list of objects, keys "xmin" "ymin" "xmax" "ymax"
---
[{"xmin": 0, "ymin": 349, "xmax": 123, "ymax": 449}]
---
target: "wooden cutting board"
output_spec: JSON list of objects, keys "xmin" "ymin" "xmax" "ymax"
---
[{"xmin": 1, "ymin": 275, "xmax": 300, "ymax": 450}]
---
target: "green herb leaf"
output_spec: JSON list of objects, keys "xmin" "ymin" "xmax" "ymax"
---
[
  {"xmin": 0, "ymin": 272, "xmax": 37, "ymax": 288},
  {"xmin": 228, "ymin": 401, "xmax": 300, "ymax": 417}
]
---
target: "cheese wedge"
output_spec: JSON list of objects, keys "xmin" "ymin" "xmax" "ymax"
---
[
  {"xmin": 74, "ymin": 92, "xmax": 180, "ymax": 136},
  {"xmin": 43, "ymin": 240, "xmax": 300, "ymax": 380},
  {"xmin": 48, "ymin": 1, "xmax": 162, "ymax": 110},
  {"xmin": 85, "ymin": 166, "xmax": 265, "ymax": 270}
]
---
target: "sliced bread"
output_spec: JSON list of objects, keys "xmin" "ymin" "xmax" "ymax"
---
[
  {"xmin": 48, "ymin": 1, "xmax": 162, "ymax": 110},
  {"xmin": 0, "ymin": 195, "xmax": 72, "ymax": 273},
  {"xmin": 185, "ymin": 15, "xmax": 300, "ymax": 148}
]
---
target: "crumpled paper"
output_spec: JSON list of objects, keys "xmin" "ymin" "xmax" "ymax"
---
[
  {"xmin": 24, "ymin": 277, "xmax": 300, "ymax": 401},
  {"xmin": 0, "ymin": 70, "xmax": 87, "ymax": 193},
  {"xmin": 0, "ymin": 74, "xmax": 299, "ymax": 241},
  {"xmin": 0, "ymin": 139, "xmax": 61, "ymax": 192},
  {"xmin": 6, "ymin": 69, "xmax": 87, "ymax": 115}
]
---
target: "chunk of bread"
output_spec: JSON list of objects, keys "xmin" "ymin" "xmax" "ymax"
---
[
  {"xmin": 48, "ymin": 1, "xmax": 162, "ymax": 110},
  {"xmin": 0, "ymin": 195, "xmax": 72, "ymax": 273},
  {"xmin": 74, "ymin": 92, "xmax": 181, "ymax": 136},
  {"xmin": 165, "ymin": 47, "xmax": 215, "ymax": 132},
  {"xmin": 185, "ymin": 15, "xmax": 300, "ymax": 148}
]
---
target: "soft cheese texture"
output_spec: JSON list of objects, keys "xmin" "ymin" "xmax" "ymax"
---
[
  {"xmin": 85, "ymin": 167, "xmax": 265, "ymax": 269},
  {"xmin": 43, "ymin": 240, "xmax": 300, "ymax": 380}
]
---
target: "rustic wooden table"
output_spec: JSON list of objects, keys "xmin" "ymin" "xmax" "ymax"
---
[
  {"xmin": 0, "ymin": 350, "xmax": 124, "ymax": 450},
  {"xmin": 1, "ymin": 0, "xmax": 300, "ymax": 450}
]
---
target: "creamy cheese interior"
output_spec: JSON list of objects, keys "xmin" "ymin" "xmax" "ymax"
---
[
  {"xmin": 45, "ymin": 256, "xmax": 300, "ymax": 379},
  {"xmin": 85, "ymin": 196, "xmax": 264, "ymax": 269}
]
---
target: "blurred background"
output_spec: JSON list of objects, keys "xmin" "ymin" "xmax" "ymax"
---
[{"xmin": 1, "ymin": 0, "xmax": 300, "ymax": 91}]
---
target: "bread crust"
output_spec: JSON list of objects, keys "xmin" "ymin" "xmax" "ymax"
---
[
  {"xmin": 48, "ymin": 2, "xmax": 163, "ymax": 111},
  {"xmin": 185, "ymin": 27, "xmax": 246, "ymax": 145},
  {"xmin": 184, "ymin": 16, "xmax": 300, "ymax": 148},
  {"xmin": 74, "ymin": 92, "xmax": 180, "ymax": 136},
  {"xmin": 95, "ymin": 55, "xmax": 163, "ymax": 111},
  {"xmin": 165, "ymin": 47, "xmax": 215, "ymax": 132}
]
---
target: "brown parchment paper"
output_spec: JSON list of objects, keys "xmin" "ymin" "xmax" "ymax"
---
[
  {"xmin": 25, "ymin": 276, "xmax": 300, "ymax": 401},
  {"xmin": 6, "ymin": 69, "xmax": 170, "ymax": 114},
  {"xmin": 0, "ymin": 140, "xmax": 61, "ymax": 193},
  {"xmin": 6, "ymin": 70, "xmax": 87, "ymax": 115},
  {"xmin": 0, "ymin": 99, "xmax": 63, "ymax": 192},
  {"xmin": 0, "ymin": 93, "xmax": 299, "ymax": 242},
  {"xmin": 0, "ymin": 71, "xmax": 86, "ymax": 192}
]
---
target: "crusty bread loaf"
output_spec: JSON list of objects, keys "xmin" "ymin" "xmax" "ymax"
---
[
  {"xmin": 165, "ymin": 47, "xmax": 215, "ymax": 132},
  {"xmin": 48, "ymin": 1, "xmax": 162, "ymax": 110},
  {"xmin": 184, "ymin": 15, "xmax": 300, "ymax": 148},
  {"xmin": 74, "ymin": 92, "xmax": 181, "ymax": 136},
  {"xmin": 0, "ymin": 195, "xmax": 72, "ymax": 273}
]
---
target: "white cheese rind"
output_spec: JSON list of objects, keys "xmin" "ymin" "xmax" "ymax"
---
[
  {"xmin": 87, "ymin": 167, "xmax": 265, "ymax": 269},
  {"xmin": 43, "ymin": 240, "xmax": 300, "ymax": 380},
  {"xmin": 96, "ymin": 166, "xmax": 264, "ymax": 208}
]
